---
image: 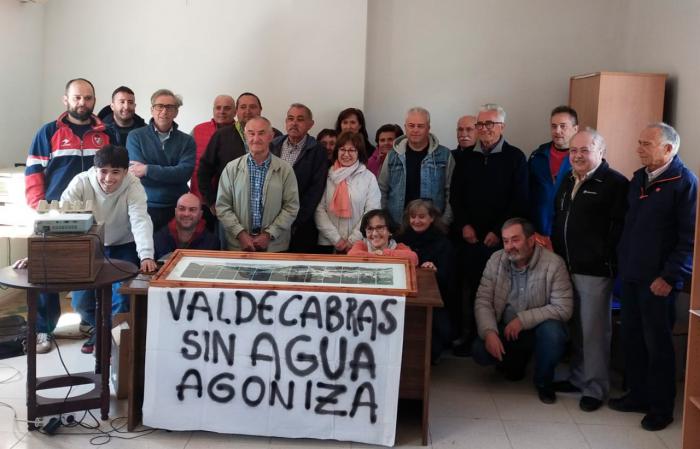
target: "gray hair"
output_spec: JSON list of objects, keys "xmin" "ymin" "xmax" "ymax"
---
[
  {"xmin": 150, "ymin": 89, "xmax": 183, "ymax": 107},
  {"xmin": 479, "ymin": 103, "xmax": 506, "ymax": 123},
  {"xmin": 501, "ymin": 217, "xmax": 535, "ymax": 237},
  {"xmin": 580, "ymin": 127, "xmax": 606, "ymax": 155},
  {"xmin": 647, "ymin": 122, "xmax": 680, "ymax": 155},
  {"xmin": 245, "ymin": 115, "xmax": 272, "ymax": 133},
  {"xmin": 406, "ymin": 106, "xmax": 431, "ymax": 124},
  {"xmin": 289, "ymin": 103, "xmax": 313, "ymax": 120}
]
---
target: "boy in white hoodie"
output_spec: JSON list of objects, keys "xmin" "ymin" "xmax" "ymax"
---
[{"xmin": 61, "ymin": 144, "xmax": 157, "ymax": 353}]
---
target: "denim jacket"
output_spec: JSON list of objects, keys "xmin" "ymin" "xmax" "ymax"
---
[{"xmin": 378, "ymin": 134, "xmax": 454, "ymax": 225}]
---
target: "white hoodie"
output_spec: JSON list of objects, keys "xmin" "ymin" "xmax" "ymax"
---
[{"xmin": 60, "ymin": 167, "xmax": 154, "ymax": 261}]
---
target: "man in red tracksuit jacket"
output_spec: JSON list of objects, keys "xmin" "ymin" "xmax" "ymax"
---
[{"xmin": 23, "ymin": 78, "xmax": 113, "ymax": 354}]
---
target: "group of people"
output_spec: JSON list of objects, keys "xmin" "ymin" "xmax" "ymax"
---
[{"xmin": 21, "ymin": 78, "xmax": 696, "ymax": 433}]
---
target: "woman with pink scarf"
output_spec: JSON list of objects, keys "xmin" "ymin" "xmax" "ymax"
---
[{"xmin": 314, "ymin": 132, "xmax": 381, "ymax": 254}]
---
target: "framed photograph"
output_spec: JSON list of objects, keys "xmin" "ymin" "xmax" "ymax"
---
[{"xmin": 150, "ymin": 249, "xmax": 418, "ymax": 296}]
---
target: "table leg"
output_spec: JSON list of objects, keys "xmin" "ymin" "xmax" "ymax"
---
[
  {"xmin": 100, "ymin": 286, "xmax": 112, "ymax": 420},
  {"xmin": 421, "ymin": 306, "xmax": 433, "ymax": 446},
  {"xmin": 94, "ymin": 288, "xmax": 102, "ymax": 374},
  {"xmin": 127, "ymin": 293, "xmax": 147, "ymax": 431},
  {"xmin": 26, "ymin": 290, "xmax": 37, "ymax": 431}
]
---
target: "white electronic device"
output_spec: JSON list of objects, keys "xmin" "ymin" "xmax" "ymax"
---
[{"xmin": 33, "ymin": 213, "xmax": 95, "ymax": 234}]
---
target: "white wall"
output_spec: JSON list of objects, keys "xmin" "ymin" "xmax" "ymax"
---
[
  {"xmin": 364, "ymin": 0, "xmax": 629, "ymax": 153},
  {"xmin": 0, "ymin": 0, "xmax": 45, "ymax": 166},
  {"xmin": 4, "ymin": 0, "xmax": 699, "ymax": 175},
  {"xmin": 39, "ymin": 0, "xmax": 367, "ymax": 134},
  {"xmin": 619, "ymin": 0, "xmax": 700, "ymax": 173}
]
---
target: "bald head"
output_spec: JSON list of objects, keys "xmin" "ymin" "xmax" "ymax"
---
[
  {"xmin": 174, "ymin": 193, "xmax": 203, "ymax": 232},
  {"xmin": 213, "ymin": 95, "xmax": 235, "ymax": 125},
  {"xmin": 457, "ymin": 115, "xmax": 477, "ymax": 148}
]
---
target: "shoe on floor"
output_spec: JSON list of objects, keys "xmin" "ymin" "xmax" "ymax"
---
[
  {"xmin": 537, "ymin": 385, "xmax": 556, "ymax": 404},
  {"xmin": 641, "ymin": 413, "xmax": 673, "ymax": 431},
  {"xmin": 79, "ymin": 321, "xmax": 94, "ymax": 337},
  {"xmin": 81, "ymin": 330, "xmax": 96, "ymax": 354},
  {"xmin": 552, "ymin": 380, "xmax": 581, "ymax": 393},
  {"xmin": 608, "ymin": 394, "xmax": 648, "ymax": 413},
  {"xmin": 579, "ymin": 396, "xmax": 603, "ymax": 412},
  {"xmin": 36, "ymin": 333, "xmax": 52, "ymax": 354}
]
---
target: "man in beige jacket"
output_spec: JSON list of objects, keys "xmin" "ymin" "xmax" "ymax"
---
[
  {"xmin": 472, "ymin": 217, "xmax": 573, "ymax": 404},
  {"xmin": 216, "ymin": 116, "xmax": 299, "ymax": 252}
]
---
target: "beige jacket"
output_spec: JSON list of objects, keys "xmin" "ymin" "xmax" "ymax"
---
[
  {"xmin": 216, "ymin": 154, "xmax": 299, "ymax": 252},
  {"xmin": 475, "ymin": 245, "xmax": 573, "ymax": 339}
]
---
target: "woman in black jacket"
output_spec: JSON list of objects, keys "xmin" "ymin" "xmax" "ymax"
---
[{"xmin": 396, "ymin": 199, "xmax": 457, "ymax": 363}]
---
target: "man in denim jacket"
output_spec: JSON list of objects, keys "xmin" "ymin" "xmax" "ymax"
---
[{"xmin": 378, "ymin": 106, "xmax": 454, "ymax": 226}]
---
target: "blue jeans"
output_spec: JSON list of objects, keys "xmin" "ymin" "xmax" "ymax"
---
[
  {"xmin": 71, "ymin": 242, "xmax": 140, "ymax": 327},
  {"xmin": 36, "ymin": 292, "xmax": 61, "ymax": 333},
  {"xmin": 472, "ymin": 319, "xmax": 568, "ymax": 387}
]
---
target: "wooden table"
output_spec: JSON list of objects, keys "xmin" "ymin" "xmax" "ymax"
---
[
  {"xmin": 0, "ymin": 260, "xmax": 137, "ymax": 429},
  {"xmin": 120, "ymin": 268, "xmax": 442, "ymax": 445}
]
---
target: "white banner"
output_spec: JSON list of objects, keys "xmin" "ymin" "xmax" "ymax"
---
[{"xmin": 143, "ymin": 287, "xmax": 405, "ymax": 446}]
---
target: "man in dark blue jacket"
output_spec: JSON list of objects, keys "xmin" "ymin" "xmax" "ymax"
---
[
  {"xmin": 528, "ymin": 106, "xmax": 579, "ymax": 238},
  {"xmin": 610, "ymin": 123, "xmax": 697, "ymax": 431},
  {"xmin": 127, "ymin": 89, "xmax": 196, "ymax": 232},
  {"xmin": 270, "ymin": 103, "xmax": 328, "ymax": 253}
]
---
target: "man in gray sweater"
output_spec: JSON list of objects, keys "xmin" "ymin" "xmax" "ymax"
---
[{"xmin": 472, "ymin": 217, "xmax": 573, "ymax": 404}]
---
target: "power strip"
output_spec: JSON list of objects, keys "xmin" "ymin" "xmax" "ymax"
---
[{"xmin": 33, "ymin": 414, "xmax": 76, "ymax": 431}]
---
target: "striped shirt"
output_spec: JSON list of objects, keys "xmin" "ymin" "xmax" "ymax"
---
[{"xmin": 247, "ymin": 153, "xmax": 271, "ymax": 231}]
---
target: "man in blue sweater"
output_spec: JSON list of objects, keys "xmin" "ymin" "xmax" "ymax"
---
[
  {"xmin": 610, "ymin": 123, "xmax": 697, "ymax": 431},
  {"xmin": 127, "ymin": 89, "xmax": 196, "ymax": 232}
]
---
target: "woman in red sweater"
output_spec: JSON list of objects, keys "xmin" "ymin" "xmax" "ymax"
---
[{"xmin": 348, "ymin": 209, "xmax": 418, "ymax": 266}]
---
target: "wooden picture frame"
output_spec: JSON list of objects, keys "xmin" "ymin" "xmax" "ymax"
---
[{"xmin": 150, "ymin": 249, "xmax": 418, "ymax": 296}]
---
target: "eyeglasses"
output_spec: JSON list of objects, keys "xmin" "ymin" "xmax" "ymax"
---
[
  {"xmin": 339, "ymin": 147, "xmax": 358, "ymax": 154},
  {"xmin": 366, "ymin": 225, "xmax": 387, "ymax": 233},
  {"xmin": 152, "ymin": 104, "xmax": 178, "ymax": 112},
  {"xmin": 475, "ymin": 121, "xmax": 503, "ymax": 130}
]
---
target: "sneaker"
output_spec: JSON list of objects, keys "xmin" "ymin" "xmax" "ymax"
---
[
  {"xmin": 81, "ymin": 330, "xmax": 96, "ymax": 354},
  {"xmin": 537, "ymin": 385, "xmax": 557, "ymax": 404},
  {"xmin": 79, "ymin": 321, "xmax": 94, "ymax": 337},
  {"xmin": 641, "ymin": 413, "xmax": 673, "ymax": 431},
  {"xmin": 36, "ymin": 333, "xmax": 52, "ymax": 354}
]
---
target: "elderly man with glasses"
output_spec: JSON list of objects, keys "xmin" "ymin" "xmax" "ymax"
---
[
  {"xmin": 449, "ymin": 103, "xmax": 529, "ymax": 357},
  {"xmin": 127, "ymin": 88, "xmax": 196, "ymax": 232}
]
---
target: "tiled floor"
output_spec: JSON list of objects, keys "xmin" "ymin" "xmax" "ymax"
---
[{"xmin": 0, "ymin": 340, "xmax": 683, "ymax": 449}]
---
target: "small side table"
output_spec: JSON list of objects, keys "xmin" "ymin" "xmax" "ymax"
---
[{"xmin": 0, "ymin": 260, "xmax": 137, "ymax": 430}]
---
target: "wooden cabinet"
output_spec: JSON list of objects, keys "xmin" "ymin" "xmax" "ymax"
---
[
  {"xmin": 569, "ymin": 72, "xmax": 666, "ymax": 179},
  {"xmin": 682, "ymin": 199, "xmax": 700, "ymax": 448}
]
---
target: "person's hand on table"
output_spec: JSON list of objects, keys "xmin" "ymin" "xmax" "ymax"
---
[
  {"xmin": 12, "ymin": 257, "xmax": 28, "ymax": 269},
  {"xmin": 420, "ymin": 261, "xmax": 437, "ymax": 271},
  {"xmin": 140, "ymin": 258, "xmax": 158, "ymax": 273}
]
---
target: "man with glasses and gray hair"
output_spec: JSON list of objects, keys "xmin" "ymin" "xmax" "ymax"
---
[
  {"xmin": 449, "ymin": 103, "xmax": 529, "ymax": 356},
  {"xmin": 127, "ymin": 89, "xmax": 196, "ymax": 232},
  {"xmin": 609, "ymin": 122, "xmax": 697, "ymax": 431},
  {"xmin": 550, "ymin": 128, "xmax": 628, "ymax": 412}
]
